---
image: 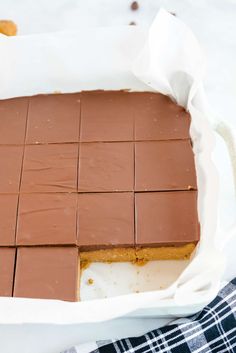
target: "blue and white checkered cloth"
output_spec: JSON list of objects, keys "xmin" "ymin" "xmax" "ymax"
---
[{"xmin": 62, "ymin": 278, "xmax": 236, "ymax": 353}]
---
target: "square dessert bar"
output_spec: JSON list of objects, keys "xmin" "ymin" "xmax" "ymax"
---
[
  {"xmin": 78, "ymin": 193, "xmax": 135, "ymax": 262},
  {"xmin": 0, "ymin": 90, "xmax": 199, "ymax": 301},
  {"xmin": 78, "ymin": 142, "xmax": 134, "ymax": 192},
  {"xmin": 21, "ymin": 143, "xmax": 79, "ymax": 193},
  {"xmin": 14, "ymin": 247, "xmax": 79, "ymax": 301},
  {"xmin": 16, "ymin": 193, "xmax": 78, "ymax": 245}
]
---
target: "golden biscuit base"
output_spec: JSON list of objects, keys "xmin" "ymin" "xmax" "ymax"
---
[{"xmin": 80, "ymin": 243, "xmax": 196, "ymax": 264}]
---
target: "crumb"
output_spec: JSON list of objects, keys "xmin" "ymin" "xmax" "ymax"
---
[
  {"xmin": 53, "ymin": 90, "xmax": 61, "ymax": 94},
  {"xmin": 87, "ymin": 278, "xmax": 94, "ymax": 285},
  {"xmin": 170, "ymin": 12, "xmax": 176, "ymax": 16},
  {"xmin": 0, "ymin": 20, "xmax": 17, "ymax": 36},
  {"xmin": 131, "ymin": 1, "xmax": 139, "ymax": 11},
  {"xmin": 188, "ymin": 185, "xmax": 194, "ymax": 190},
  {"xmin": 81, "ymin": 260, "xmax": 91, "ymax": 271},
  {"xmin": 134, "ymin": 258, "xmax": 148, "ymax": 267},
  {"xmin": 129, "ymin": 21, "xmax": 136, "ymax": 26},
  {"xmin": 135, "ymin": 290, "xmax": 140, "ymax": 293}
]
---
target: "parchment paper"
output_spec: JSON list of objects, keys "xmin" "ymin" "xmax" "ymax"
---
[{"xmin": 0, "ymin": 9, "xmax": 224, "ymax": 323}]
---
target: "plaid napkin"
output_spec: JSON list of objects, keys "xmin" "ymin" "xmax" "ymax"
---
[{"xmin": 62, "ymin": 278, "xmax": 236, "ymax": 353}]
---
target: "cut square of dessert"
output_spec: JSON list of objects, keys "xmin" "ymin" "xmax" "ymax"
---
[
  {"xmin": 0, "ymin": 194, "xmax": 18, "ymax": 246},
  {"xmin": 132, "ymin": 92, "xmax": 190, "ymax": 141},
  {"xmin": 14, "ymin": 247, "xmax": 79, "ymax": 301},
  {"xmin": 80, "ymin": 91, "xmax": 134, "ymax": 142},
  {"xmin": 0, "ymin": 248, "xmax": 16, "ymax": 297},
  {"xmin": 0, "ymin": 145, "xmax": 24, "ymax": 193},
  {"xmin": 21, "ymin": 143, "xmax": 79, "ymax": 193},
  {"xmin": 78, "ymin": 192, "xmax": 135, "ymax": 262},
  {"xmin": 16, "ymin": 193, "xmax": 77, "ymax": 245},
  {"xmin": 0, "ymin": 97, "xmax": 28, "ymax": 144},
  {"xmin": 135, "ymin": 191, "xmax": 199, "ymax": 260},
  {"xmin": 78, "ymin": 142, "xmax": 134, "ymax": 192},
  {"xmin": 135, "ymin": 140, "xmax": 197, "ymax": 191},
  {"xmin": 26, "ymin": 94, "xmax": 81, "ymax": 144}
]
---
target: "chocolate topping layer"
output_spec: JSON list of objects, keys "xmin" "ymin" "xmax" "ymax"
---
[
  {"xmin": 0, "ymin": 248, "xmax": 16, "ymax": 296},
  {"xmin": 17, "ymin": 193, "xmax": 77, "ymax": 245},
  {"xmin": 78, "ymin": 142, "xmax": 134, "ymax": 192},
  {"xmin": 0, "ymin": 194, "xmax": 18, "ymax": 246},
  {"xmin": 21, "ymin": 144, "xmax": 78, "ymax": 193},
  {"xmin": 135, "ymin": 140, "xmax": 197, "ymax": 191},
  {"xmin": 14, "ymin": 247, "xmax": 79, "ymax": 301},
  {"xmin": 135, "ymin": 191, "xmax": 199, "ymax": 246},
  {"xmin": 26, "ymin": 94, "xmax": 81, "ymax": 144},
  {"xmin": 132, "ymin": 92, "xmax": 190, "ymax": 141},
  {"xmin": 0, "ymin": 97, "xmax": 28, "ymax": 144},
  {"xmin": 80, "ymin": 91, "xmax": 134, "ymax": 142},
  {"xmin": 77, "ymin": 193, "xmax": 134, "ymax": 250},
  {"xmin": 0, "ymin": 146, "xmax": 24, "ymax": 193}
]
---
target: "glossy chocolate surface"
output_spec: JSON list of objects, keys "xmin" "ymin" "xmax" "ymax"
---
[
  {"xmin": 26, "ymin": 94, "xmax": 81, "ymax": 143},
  {"xmin": 135, "ymin": 140, "xmax": 197, "ymax": 191},
  {"xmin": 77, "ymin": 193, "xmax": 134, "ymax": 250},
  {"xmin": 17, "ymin": 193, "xmax": 77, "ymax": 245},
  {"xmin": 78, "ymin": 142, "xmax": 134, "ymax": 192},
  {"xmin": 0, "ymin": 97, "xmax": 28, "ymax": 144},
  {"xmin": 80, "ymin": 91, "xmax": 134, "ymax": 142},
  {"xmin": 0, "ymin": 145, "xmax": 24, "ymax": 193},
  {"xmin": 14, "ymin": 247, "xmax": 79, "ymax": 301},
  {"xmin": 21, "ymin": 144, "xmax": 78, "ymax": 193},
  {"xmin": 132, "ymin": 92, "xmax": 190, "ymax": 141},
  {"xmin": 135, "ymin": 191, "xmax": 199, "ymax": 246},
  {"xmin": 0, "ymin": 248, "xmax": 16, "ymax": 296},
  {"xmin": 0, "ymin": 194, "xmax": 18, "ymax": 246}
]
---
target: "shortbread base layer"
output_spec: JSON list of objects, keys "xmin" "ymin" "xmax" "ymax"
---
[
  {"xmin": 80, "ymin": 247, "xmax": 136, "ymax": 263},
  {"xmin": 136, "ymin": 243, "xmax": 196, "ymax": 261},
  {"xmin": 80, "ymin": 243, "xmax": 196, "ymax": 263}
]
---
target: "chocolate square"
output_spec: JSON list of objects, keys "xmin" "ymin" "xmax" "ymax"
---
[
  {"xmin": 135, "ymin": 191, "xmax": 199, "ymax": 246},
  {"xmin": 14, "ymin": 247, "xmax": 79, "ymax": 301},
  {"xmin": 0, "ymin": 146, "xmax": 24, "ymax": 193},
  {"xmin": 78, "ymin": 193, "xmax": 134, "ymax": 249},
  {"xmin": 0, "ymin": 97, "xmax": 28, "ymax": 144},
  {"xmin": 21, "ymin": 144, "xmax": 78, "ymax": 193},
  {"xmin": 135, "ymin": 140, "xmax": 197, "ymax": 191},
  {"xmin": 0, "ymin": 248, "xmax": 16, "ymax": 297},
  {"xmin": 133, "ymin": 92, "xmax": 190, "ymax": 141},
  {"xmin": 80, "ymin": 91, "xmax": 133, "ymax": 142},
  {"xmin": 0, "ymin": 194, "xmax": 18, "ymax": 246},
  {"xmin": 78, "ymin": 142, "xmax": 134, "ymax": 192},
  {"xmin": 26, "ymin": 94, "xmax": 81, "ymax": 143},
  {"xmin": 16, "ymin": 193, "xmax": 77, "ymax": 245}
]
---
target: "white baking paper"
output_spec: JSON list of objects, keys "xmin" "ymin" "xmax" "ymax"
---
[{"xmin": 0, "ymin": 9, "xmax": 226, "ymax": 323}]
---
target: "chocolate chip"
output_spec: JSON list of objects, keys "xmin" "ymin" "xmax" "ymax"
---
[
  {"xmin": 131, "ymin": 1, "xmax": 139, "ymax": 11},
  {"xmin": 129, "ymin": 21, "xmax": 136, "ymax": 26}
]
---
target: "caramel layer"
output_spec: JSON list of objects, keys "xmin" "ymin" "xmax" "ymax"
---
[{"xmin": 80, "ymin": 243, "xmax": 196, "ymax": 263}]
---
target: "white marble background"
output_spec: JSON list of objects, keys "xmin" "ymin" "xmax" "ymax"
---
[{"xmin": 0, "ymin": 1, "xmax": 235, "ymax": 352}]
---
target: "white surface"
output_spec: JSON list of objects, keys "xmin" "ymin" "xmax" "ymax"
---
[
  {"xmin": 0, "ymin": 1, "xmax": 235, "ymax": 353},
  {"xmin": 81, "ymin": 261, "xmax": 190, "ymax": 300}
]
